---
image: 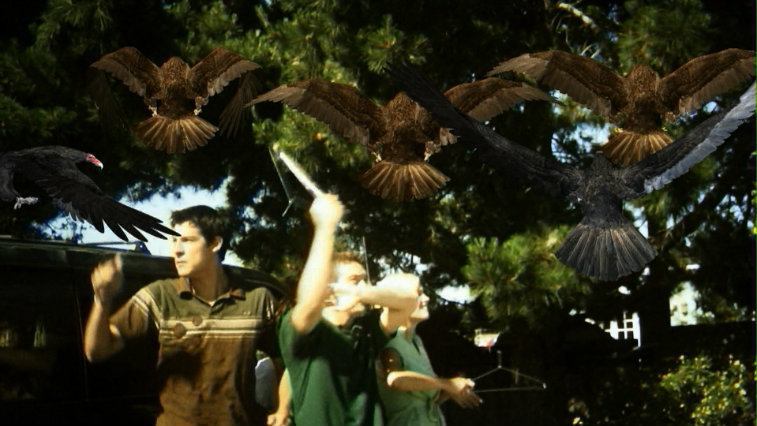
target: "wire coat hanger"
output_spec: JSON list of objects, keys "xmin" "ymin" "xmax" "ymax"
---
[
  {"xmin": 474, "ymin": 350, "xmax": 547, "ymax": 393},
  {"xmin": 268, "ymin": 146, "xmax": 298, "ymax": 217},
  {"xmin": 361, "ymin": 235, "xmax": 371, "ymax": 285}
]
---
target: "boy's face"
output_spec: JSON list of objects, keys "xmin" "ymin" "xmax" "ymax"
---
[
  {"xmin": 170, "ymin": 221, "xmax": 220, "ymax": 278},
  {"xmin": 333, "ymin": 261, "xmax": 367, "ymax": 287},
  {"xmin": 410, "ymin": 284, "xmax": 430, "ymax": 322},
  {"xmin": 327, "ymin": 261, "xmax": 367, "ymax": 312}
]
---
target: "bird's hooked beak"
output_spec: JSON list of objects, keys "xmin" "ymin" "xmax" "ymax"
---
[{"xmin": 86, "ymin": 154, "xmax": 104, "ymax": 170}]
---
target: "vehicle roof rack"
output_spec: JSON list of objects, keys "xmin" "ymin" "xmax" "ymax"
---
[{"xmin": 80, "ymin": 241, "xmax": 151, "ymax": 254}]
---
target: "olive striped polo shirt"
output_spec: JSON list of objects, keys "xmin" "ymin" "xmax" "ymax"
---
[{"xmin": 111, "ymin": 276, "xmax": 277, "ymax": 426}]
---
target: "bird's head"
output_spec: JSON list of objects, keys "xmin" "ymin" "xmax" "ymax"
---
[
  {"xmin": 626, "ymin": 65, "xmax": 659, "ymax": 86},
  {"xmin": 85, "ymin": 153, "xmax": 104, "ymax": 170},
  {"xmin": 161, "ymin": 57, "xmax": 190, "ymax": 75},
  {"xmin": 48, "ymin": 146, "xmax": 104, "ymax": 170}
]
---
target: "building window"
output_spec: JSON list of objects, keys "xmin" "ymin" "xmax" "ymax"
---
[{"xmin": 598, "ymin": 311, "xmax": 641, "ymax": 347}]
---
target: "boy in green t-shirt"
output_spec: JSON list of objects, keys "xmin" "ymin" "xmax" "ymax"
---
[{"xmin": 271, "ymin": 194, "xmax": 417, "ymax": 426}]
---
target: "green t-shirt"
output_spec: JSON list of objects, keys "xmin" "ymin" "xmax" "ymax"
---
[
  {"xmin": 278, "ymin": 308, "xmax": 388, "ymax": 426},
  {"xmin": 377, "ymin": 329, "xmax": 445, "ymax": 426}
]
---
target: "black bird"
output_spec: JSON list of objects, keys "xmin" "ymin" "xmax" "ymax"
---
[
  {"xmin": 90, "ymin": 47, "xmax": 260, "ymax": 153},
  {"xmin": 0, "ymin": 146, "xmax": 180, "ymax": 242},
  {"xmin": 389, "ymin": 64, "xmax": 755, "ymax": 281}
]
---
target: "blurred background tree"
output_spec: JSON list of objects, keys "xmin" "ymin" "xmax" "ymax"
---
[{"xmin": 0, "ymin": 0, "xmax": 753, "ymax": 424}]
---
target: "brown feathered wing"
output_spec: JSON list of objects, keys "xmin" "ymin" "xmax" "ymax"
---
[
  {"xmin": 190, "ymin": 47, "xmax": 261, "ymax": 138},
  {"xmin": 90, "ymin": 47, "xmax": 162, "ymax": 98},
  {"xmin": 445, "ymin": 77, "xmax": 552, "ymax": 121},
  {"xmin": 251, "ymin": 79, "xmax": 383, "ymax": 146},
  {"xmin": 659, "ymin": 48, "xmax": 756, "ymax": 117},
  {"xmin": 89, "ymin": 47, "xmax": 162, "ymax": 136},
  {"xmin": 488, "ymin": 51, "xmax": 627, "ymax": 117}
]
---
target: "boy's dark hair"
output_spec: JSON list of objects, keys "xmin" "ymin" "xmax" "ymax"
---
[{"xmin": 170, "ymin": 205, "xmax": 231, "ymax": 261}]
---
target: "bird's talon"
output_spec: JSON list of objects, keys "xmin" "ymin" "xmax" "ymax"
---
[{"xmin": 13, "ymin": 196, "xmax": 38, "ymax": 209}]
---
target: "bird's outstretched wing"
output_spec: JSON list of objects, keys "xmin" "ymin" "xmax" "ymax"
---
[
  {"xmin": 388, "ymin": 63, "xmax": 579, "ymax": 197},
  {"xmin": 660, "ymin": 48, "xmax": 755, "ymax": 116},
  {"xmin": 488, "ymin": 51, "xmax": 627, "ymax": 117},
  {"xmin": 218, "ymin": 72, "xmax": 258, "ymax": 138},
  {"xmin": 444, "ymin": 78, "xmax": 552, "ymax": 122},
  {"xmin": 0, "ymin": 155, "xmax": 18, "ymax": 202},
  {"xmin": 90, "ymin": 47, "xmax": 161, "ymax": 98},
  {"xmin": 250, "ymin": 79, "xmax": 384, "ymax": 147},
  {"xmin": 14, "ymin": 154, "xmax": 179, "ymax": 242},
  {"xmin": 190, "ymin": 48, "xmax": 260, "ymax": 137},
  {"xmin": 190, "ymin": 47, "xmax": 260, "ymax": 98},
  {"xmin": 623, "ymin": 83, "xmax": 755, "ymax": 197},
  {"xmin": 86, "ymin": 68, "xmax": 130, "ymax": 135}
]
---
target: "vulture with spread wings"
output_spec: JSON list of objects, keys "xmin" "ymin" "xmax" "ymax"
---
[
  {"xmin": 90, "ymin": 47, "xmax": 260, "ymax": 154},
  {"xmin": 250, "ymin": 78, "xmax": 549, "ymax": 201},
  {"xmin": 0, "ymin": 146, "xmax": 180, "ymax": 242},
  {"xmin": 488, "ymin": 49, "xmax": 755, "ymax": 166},
  {"xmin": 390, "ymin": 64, "xmax": 755, "ymax": 281}
]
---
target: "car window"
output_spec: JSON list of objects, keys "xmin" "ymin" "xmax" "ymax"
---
[{"xmin": 0, "ymin": 266, "xmax": 85, "ymax": 403}]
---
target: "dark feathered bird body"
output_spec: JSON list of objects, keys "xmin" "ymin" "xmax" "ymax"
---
[
  {"xmin": 0, "ymin": 146, "xmax": 179, "ymax": 241},
  {"xmin": 131, "ymin": 56, "xmax": 218, "ymax": 153},
  {"xmin": 91, "ymin": 47, "xmax": 259, "ymax": 154},
  {"xmin": 391, "ymin": 63, "xmax": 754, "ymax": 281},
  {"xmin": 557, "ymin": 156, "xmax": 656, "ymax": 279},
  {"xmin": 358, "ymin": 91, "xmax": 451, "ymax": 201}
]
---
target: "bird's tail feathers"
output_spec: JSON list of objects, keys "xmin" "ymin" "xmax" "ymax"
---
[
  {"xmin": 555, "ymin": 220, "xmax": 657, "ymax": 281},
  {"xmin": 359, "ymin": 160, "xmax": 449, "ymax": 202},
  {"xmin": 602, "ymin": 130, "xmax": 672, "ymax": 166},
  {"xmin": 134, "ymin": 115, "xmax": 218, "ymax": 154}
]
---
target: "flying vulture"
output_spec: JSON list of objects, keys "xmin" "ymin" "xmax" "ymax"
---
[
  {"xmin": 90, "ymin": 47, "xmax": 260, "ymax": 153},
  {"xmin": 251, "ymin": 78, "xmax": 550, "ymax": 201},
  {"xmin": 389, "ymin": 63, "xmax": 755, "ymax": 281},
  {"xmin": 488, "ymin": 49, "xmax": 755, "ymax": 166},
  {"xmin": 0, "ymin": 145, "xmax": 180, "ymax": 242}
]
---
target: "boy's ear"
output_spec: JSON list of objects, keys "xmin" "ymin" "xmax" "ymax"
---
[{"xmin": 210, "ymin": 236, "xmax": 223, "ymax": 253}]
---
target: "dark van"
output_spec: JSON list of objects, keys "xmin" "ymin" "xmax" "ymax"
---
[{"xmin": 0, "ymin": 237, "xmax": 284, "ymax": 425}]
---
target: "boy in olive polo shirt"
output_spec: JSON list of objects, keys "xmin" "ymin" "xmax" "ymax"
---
[
  {"xmin": 275, "ymin": 194, "xmax": 417, "ymax": 426},
  {"xmin": 84, "ymin": 205, "xmax": 278, "ymax": 426}
]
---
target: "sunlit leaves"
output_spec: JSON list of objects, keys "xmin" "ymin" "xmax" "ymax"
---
[
  {"xmin": 659, "ymin": 355, "xmax": 752, "ymax": 425},
  {"xmin": 461, "ymin": 227, "xmax": 590, "ymax": 328}
]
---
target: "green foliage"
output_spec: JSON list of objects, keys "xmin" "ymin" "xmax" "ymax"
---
[
  {"xmin": 33, "ymin": 0, "xmax": 114, "ymax": 53},
  {"xmin": 0, "ymin": 41, "xmax": 79, "ymax": 145},
  {"xmin": 658, "ymin": 355, "xmax": 753, "ymax": 425},
  {"xmin": 0, "ymin": 96, "xmax": 77, "ymax": 142},
  {"xmin": 253, "ymin": 0, "xmax": 353, "ymax": 80},
  {"xmin": 618, "ymin": 0, "xmax": 711, "ymax": 73},
  {"xmin": 355, "ymin": 15, "xmax": 429, "ymax": 73},
  {"xmin": 462, "ymin": 227, "xmax": 590, "ymax": 328},
  {"xmin": 166, "ymin": 0, "xmax": 244, "ymax": 59}
]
